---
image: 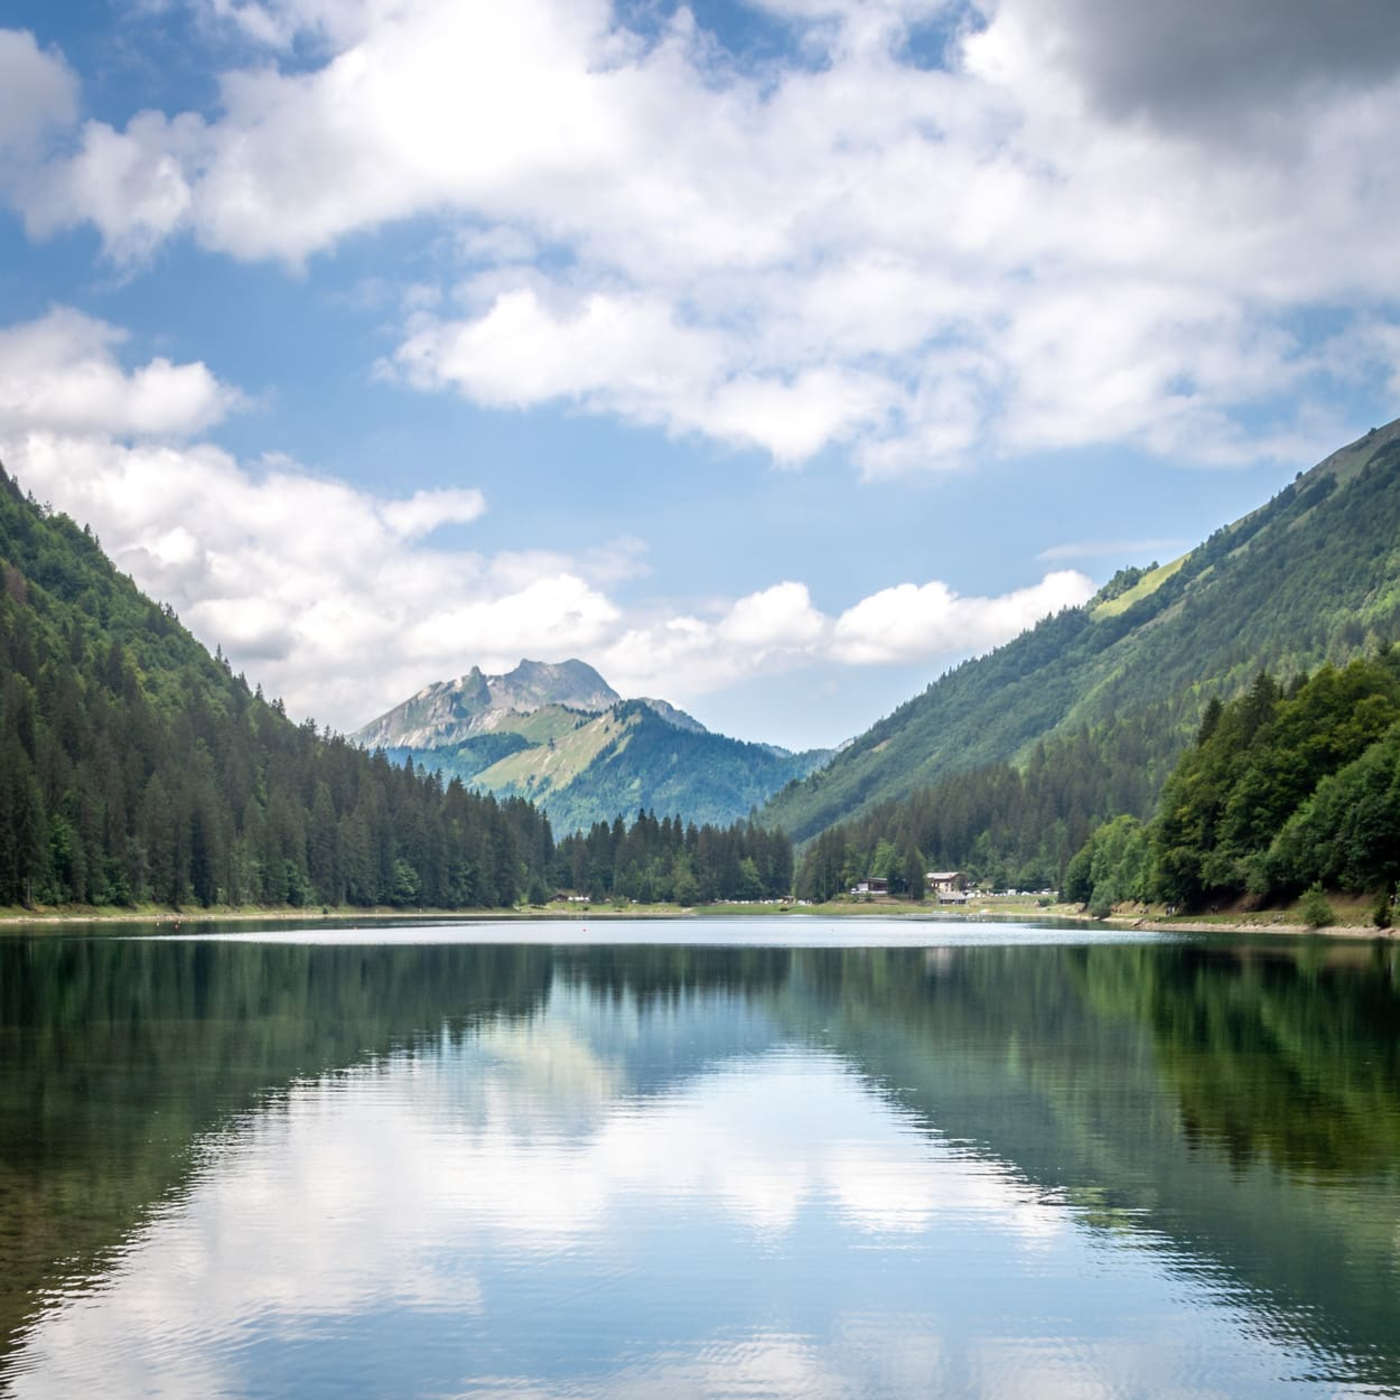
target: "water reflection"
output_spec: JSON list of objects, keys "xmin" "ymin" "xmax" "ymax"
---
[{"xmin": 2, "ymin": 932, "xmax": 1399, "ymax": 1398}]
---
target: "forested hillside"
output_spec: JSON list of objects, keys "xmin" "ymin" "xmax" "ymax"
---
[
  {"xmin": 0, "ymin": 464, "xmax": 797, "ymax": 910},
  {"xmin": 0, "ymin": 466, "xmax": 556, "ymax": 910},
  {"xmin": 768, "ymin": 419, "xmax": 1400, "ymax": 849},
  {"xmin": 794, "ymin": 711, "xmax": 1169, "ymax": 899},
  {"xmin": 1068, "ymin": 653, "xmax": 1400, "ymax": 915}
]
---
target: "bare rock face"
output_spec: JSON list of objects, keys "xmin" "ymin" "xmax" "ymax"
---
[{"xmin": 353, "ymin": 659, "xmax": 620, "ymax": 750}]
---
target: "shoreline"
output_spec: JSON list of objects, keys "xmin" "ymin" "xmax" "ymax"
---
[
  {"xmin": 1, "ymin": 899, "xmax": 1391, "ymax": 939},
  {"xmin": 0, "ymin": 903, "xmax": 700, "ymax": 928}
]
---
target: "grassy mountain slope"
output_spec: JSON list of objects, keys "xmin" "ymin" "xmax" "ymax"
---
[
  {"xmin": 402, "ymin": 698, "xmax": 829, "ymax": 835},
  {"xmin": 490, "ymin": 699, "xmax": 830, "ymax": 833},
  {"xmin": 363, "ymin": 659, "xmax": 832, "ymax": 834},
  {"xmin": 476, "ymin": 703, "xmax": 635, "ymax": 792},
  {"xmin": 764, "ymin": 419, "xmax": 1400, "ymax": 844}
]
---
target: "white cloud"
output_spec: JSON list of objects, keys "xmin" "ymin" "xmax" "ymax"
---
[
  {"xmin": 0, "ymin": 283, "xmax": 1086, "ymax": 740},
  {"xmin": 9, "ymin": 3, "xmax": 1400, "ymax": 471},
  {"xmin": 0, "ymin": 307, "xmax": 239, "ymax": 438},
  {"xmin": 21, "ymin": 110, "xmax": 208, "ymax": 262},
  {"xmin": 830, "ymin": 570, "xmax": 1092, "ymax": 666},
  {"xmin": 392, "ymin": 287, "xmax": 727, "ymax": 417},
  {"xmin": 378, "ymin": 486, "xmax": 487, "ymax": 539},
  {"xmin": 3, "ymin": 418, "xmax": 1091, "ymax": 733},
  {"xmin": 2, "ymin": 427, "xmax": 630, "ymax": 727},
  {"xmin": 0, "ymin": 29, "xmax": 78, "ymax": 154},
  {"xmin": 598, "ymin": 568, "xmax": 1095, "ymax": 705},
  {"xmin": 719, "ymin": 581, "xmax": 827, "ymax": 649}
]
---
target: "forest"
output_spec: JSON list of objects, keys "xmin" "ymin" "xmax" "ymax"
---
[
  {"xmin": 1067, "ymin": 653, "xmax": 1400, "ymax": 917},
  {"xmin": 7, "ymin": 428, "xmax": 1400, "ymax": 918},
  {"xmin": 556, "ymin": 809, "xmax": 794, "ymax": 905},
  {"xmin": 792, "ymin": 708, "xmax": 1170, "ymax": 901},
  {"xmin": 0, "ymin": 469, "xmax": 791, "ymax": 911},
  {"xmin": 765, "ymin": 431, "xmax": 1400, "ymax": 844},
  {"xmin": 795, "ymin": 652, "xmax": 1400, "ymax": 915}
]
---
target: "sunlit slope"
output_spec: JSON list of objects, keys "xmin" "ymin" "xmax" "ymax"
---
[
  {"xmin": 474, "ymin": 704, "xmax": 638, "ymax": 794},
  {"xmin": 366, "ymin": 677, "xmax": 833, "ymax": 835},
  {"xmin": 762, "ymin": 419, "xmax": 1400, "ymax": 843},
  {"xmin": 478, "ymin": 700, "xmax": 830, "ymax": 834}
]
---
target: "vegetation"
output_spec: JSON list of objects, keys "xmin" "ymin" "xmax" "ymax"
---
[
  {"xmin": 764, "ymin": 420, "xmax": 1400, "ymax": 844},
  {"xmin": 1301, "ymin": 884, "xmax": 1335, "ymax": 929},
  {"xmin": 398, "ymin": 698, "xmax": 829, "ymax": 836},
  {"xmin": 0, "ymin": 469, "xmax": 563, "ymax": 911},
  {"xmin": 793, "ymin": 710, "xmax": 1169, "ymax": 900},
  {"xmin": 0, "ymin": 465, "xmax": 797, "ymax": 913},
  {"xmin": 1066, "ymin": 652, "xmax": 1400, "ymax": 914},
  {"xmin": 555, "ymin": 809, "xmax": 793, "ymax": 905},
  {"xmin": 489, "ymin": 700, "xmax": 827, "ymax": 835},
  {"xmin": 797, "ymin": 649, "xmax": 1400, "ymax": 919}
]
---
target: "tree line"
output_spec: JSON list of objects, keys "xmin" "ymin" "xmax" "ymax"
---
[
  {"xmin": 1067, "ymin": 652, "xmax": 1400, "ymax": 916},
  {"xmin": 792, "ymin": 651, "xmax": 1400, "ymax": 915},
  {"xmin": 0, "ymin": 583, "xmax": 555, "ymax": 909},
  {"xmin": 0, "ymin": 470, "xmax": 792, "ymax": 911},
  {"xmin": 556, "ymin": 808, "xmax": 793, "ymax": 905},
  {"xmin": 792, "ymin": 709, "xmax": 1170, "ymax": 901}
]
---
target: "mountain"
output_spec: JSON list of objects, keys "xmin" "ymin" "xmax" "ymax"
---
[
  {"xmin": 354, "ymin": 658, "xmax": 620, "ymax": 749},
  {"xmin": 356, "ymin": 661, "xmax": 831, "ymax": 834},
  {"xmin": 0, "ymin": 464, "xmax": 555, "ymax": 910},
  {"xmin": 766, "ymin": 417, "xmax": 1400, "ymax": 848}
]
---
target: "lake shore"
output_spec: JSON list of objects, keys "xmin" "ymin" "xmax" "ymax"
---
[
  {"xmin": 0, "ymin": 902, "xmax": 697, "ymax": 928},
  {"xmin": 1, "ymin": 894, "xmax": 1391, "ymax": 938}
]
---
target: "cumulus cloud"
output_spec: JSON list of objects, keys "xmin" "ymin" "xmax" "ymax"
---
[
  {"xmin": 379, "ymin": 487, "xmax": 487, "ymax": 539},
  {"xmin": 3, "ymin": 416, "xmax": 1090, "ymax": 732},
  {"xmin": 0, "ymin": 294, "xmax": 1090, "ymax": 737},
  {"xmin": 598, "ymin": 569, "xmax": 1094, "ymax": 703},
  {"xmin": 829, "ymin": 571, "xmax": 1092, "ymax": 665},
  {"xmin": 2, "ymin": 428, "xmax": 627, "ymax": 728},
  {"xmin": 8, "ymin": 1, "xmax": 1400, "ymax": 472},
  {"xmin": 392, "ymin": 287, "xmax": 728, "ymax": 421},
  {"xmin": 0, "ymin": 29, "xmax": 78, "ymax": 154},
  {"xmin": 0, "ymin": 307, "xmax": 240, "ymax": 438},
  {"xmin": 20, "ymin": 110, "xmax": 208, "ymax": 262},
  {"xmin": 993, "ymin": 0, "xmax": 1400, "ymax": 136}
]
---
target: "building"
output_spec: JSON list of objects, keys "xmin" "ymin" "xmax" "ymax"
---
[
  {"xmin": 927, "ymin": 871, "xmax": 968, "ymax": 903},
  {"xmin": 850, "ymin": 877, "xmax": 889, "ymax": 896}
]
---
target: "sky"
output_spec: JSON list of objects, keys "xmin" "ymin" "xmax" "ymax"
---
[{"xmin": 0, "ymin": 0, "xmax": 1398, "ymax": 750}]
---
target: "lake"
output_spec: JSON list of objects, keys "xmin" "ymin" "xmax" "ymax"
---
[{"xmin": 2, "ymin": 917, "xmax": 1398, "ymax": 1398}]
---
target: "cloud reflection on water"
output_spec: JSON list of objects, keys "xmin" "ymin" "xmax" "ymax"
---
[{"xmin": 5, "ymin": 978, "xmax": 1339, "ymax": 1399}]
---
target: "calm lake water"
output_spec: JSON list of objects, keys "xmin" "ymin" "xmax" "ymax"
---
[{"xmin": 2, "ymin": 917, "xmax": 1399, "ymax": 1399}]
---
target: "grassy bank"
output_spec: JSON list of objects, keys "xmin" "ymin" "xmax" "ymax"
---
[
  {"xmin": 0, "ymin": 901, "xmax": 698, "ymax": 928},
  {"xmin": 3, "ymin": 892, "xmax": 1390, "ymax": 938}
]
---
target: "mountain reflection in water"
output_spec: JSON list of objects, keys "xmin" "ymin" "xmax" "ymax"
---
[{"xmin": 1, "ymin": 924, "xmax": 1398, "ymax": 1399}]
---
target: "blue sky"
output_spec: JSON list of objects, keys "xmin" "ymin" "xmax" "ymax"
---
[{"xmin": 1, "ymin": 0, "xmax": 1398, "ymax": 749}]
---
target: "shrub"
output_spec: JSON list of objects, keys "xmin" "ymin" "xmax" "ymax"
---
[
  {"xmin": 1088, "ymin": 885, "xmax": 1115, "ymax": 920},
  {"xmin": 1373, "ymin": 891, "xmax": 1394, "ymax": 929},
  {"xmin": 1300, "ymin": 883, "xmax": 1334, "ymax": 928}
]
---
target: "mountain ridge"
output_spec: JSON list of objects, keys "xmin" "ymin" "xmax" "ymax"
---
[
  {"xmin": 359, "ymin": 659, "xmax": 828, "ymax": 834},
  {"xmin": 763, "ymin": 417, "xmax": 1400, "ymax": 846},
  {"xmin": 355, "ymin": 657, "xmax": 620, "ymax": 750}
]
